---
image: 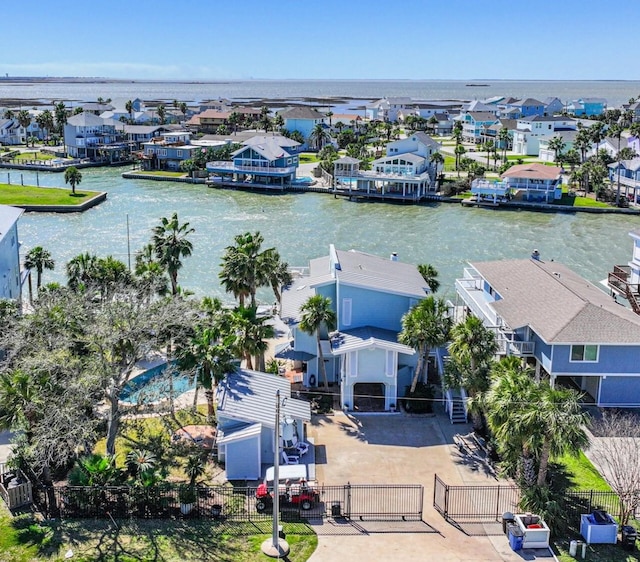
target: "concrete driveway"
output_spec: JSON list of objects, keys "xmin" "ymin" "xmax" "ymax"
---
[{"xmin": 305, "ymin": 411, "xmax": 537, "ymax": 562}]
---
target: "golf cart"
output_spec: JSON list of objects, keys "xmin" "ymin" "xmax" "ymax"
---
[{"xmin": 255, "ymin": 464, "xmax": 319, "ymax": 512}]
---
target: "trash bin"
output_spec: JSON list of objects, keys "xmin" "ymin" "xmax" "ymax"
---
[
  {"xmin": 508, "ymin": 525, "xmax": 524, "ymax": 552},
  {"xmin": 502, "ymin": 511, "xmax": 515, "ymax": 535},
  {"xmin": 622, "ymin": 525, "xmax": 637, "ymax": 551},
  {"xmin": 331, "ymin": 502, "xmax": 342, "ymax": 517}
]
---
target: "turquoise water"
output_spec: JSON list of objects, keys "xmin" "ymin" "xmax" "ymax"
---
[
  {"xmin": 15, "ymin": 167, "xmax": 640, "ymax": 303},
  {"xmin": 121, "ymin": 363, "xmax": 195, "ymax": 405}
]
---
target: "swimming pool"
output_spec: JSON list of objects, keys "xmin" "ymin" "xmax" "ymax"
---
[{"xmin": 120, "ymin": 362, "xmax": 195, "ymax": 405}]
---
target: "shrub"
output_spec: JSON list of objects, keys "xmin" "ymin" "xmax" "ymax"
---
[{"xmin": 402, "ymin": 383, "xmax": 434, "ymax": 414}]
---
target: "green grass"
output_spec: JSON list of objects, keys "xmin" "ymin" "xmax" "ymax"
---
[
  {"xmin": 299, "ymin": 153, "xmax": 319, "ymax": 163},
  {"xmin": 136, "ymin": 171, "xmax": 186, "ymax": 177},
  {"xmin": 554, "ymin": 539, "xmax": 639, "ymax": 562},
  {"xmin": 0, "ymin": 506, "xmax": 318, "ymax": 561},
  {"xmin": 13, "ymin": 152, "xmax": 57, "ymax": 161},
  {"xmin": 0, "ymin": 184, "xmax": 99, "ymax": 206},
  {"xmin": 555, "ymin": 192, "xmax": 612, "ymax": 208},
  {"xmin": 556, "ymin": 451, "xmax": 612, "ymax": 491}
]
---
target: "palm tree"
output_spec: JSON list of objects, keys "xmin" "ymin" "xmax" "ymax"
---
[
  {"xmin": 66, "ymin": 252, "xmax": 99, "ymax": 290},
  {"xmin": 179, "ymin": 102, "xmax": 188, "ymax": 123},
  {"xmin": 399, "ymin": 296, "xmax": 452, "ymax": 393},
  {"xmin": 430, "ymin": 152, "xmax": 444, "ymax": 184},
  {"xmin": 417, "ymin": 263, "xmax": 440, "ymax": 293},
  {"xmin": 36, "ymin": 110, "xmax": 54, "ymax": 142},
  {"xmin": 219, "ymin": 232, "xmax": 274, "ymax": 308},
  {"xmin": 589, "ymin": 122, "xmax": 606, "ymax": 162},
  {"xmin": 151, "ymin": 213, "xmax": 195, "ymax": 296},
  {"xmin": 230, "ymin": 305, "xmax": 274, "ymax": 371},
  {"xmin": 262, "ymin": 248, "xmax": 292, "ymax": 307},
  {"xmin": 64, "ymin": 166, "xmax": 82, "ymax": 195},
  {"xmin": 135, "ymin": 243, "xmax": 169, "ymax": 297},
  {"xmin": 157, "ymin": 105, "xmax": 166, "ymax": 125},
  {"xmin": 24, "ymin": 246, "xmax": 55, "ymax": 303},
  {"xmin": 547, "ymin": 135, "xmax": 566, "ymax": 163},
  {"xmin": 428, "ymin": 115, "xmax": 438, "ymax": 135},
  {"xmin": 274, "ymin": 114, "xmax": 285, "ymax": 132},
  {"xmin": 498, "ymin": 127, "xmax": 510, "ymax": 160},
  {"xmin": 299, "ymin": 295, "xmax": 336, "ymax": 388},
  {"xmin": 16, "ymin": 110, "xmax": 31, "ymax": 144},
  {"xmin": 454, "ymin": 144, "xmax": 466, "ymax": 175},
  {"xmin": 309, "ymin": 123, "xmax": 330, "ymax": 150},
  {"xmin": 325, "ymin": 111, "xmax": 333, "ymax": 127},
  {"xmin": 125, "ymin": 100, "xmax": 134, "ymax": 123},
  {"xmin": 54, "ymin": 101, "xmax": 67, "ymax": 135}
]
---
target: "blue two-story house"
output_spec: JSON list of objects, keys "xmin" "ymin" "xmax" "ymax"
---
[
  {"xmin": 501, "ymin": 98, "xmax": 546, "ymax": 119},
  {"xmin": 64, "ymin": 113, "xmax": 128, "ymax": 162},
  {"xmin": 277, "ymin": 107, "xmax": 325, "ymax": 147},
  {"xmin": 280, "ymin": 245, "xmax": 430, "ymax": 411},
  {"xmin": 206, "ymin": 134, "xmax": 301, "ymax": 189},
  {"xmin": 141, "ymin": 131, "xmax": 199, "ymax": 171},
  {"xmin": 456, "ymin": 256, "xmax": 640, "ymax": 408}
]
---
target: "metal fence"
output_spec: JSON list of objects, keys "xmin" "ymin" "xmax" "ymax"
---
[
  {"xmin": 30, "ymin": 483, "xmax": 423, "ymax": 523},
  {"xmin": 433, "ymin": 474, "xmax": 634, "ymax": 535}
]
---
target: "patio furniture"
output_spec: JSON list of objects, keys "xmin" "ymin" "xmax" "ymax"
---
[
  {"xmin": 281, "ymin": 451, "xmax": 300, "ymax": 465},
  {"xmin": 295, "ymin": 442, "xmax": 310, "ymax": 456}
]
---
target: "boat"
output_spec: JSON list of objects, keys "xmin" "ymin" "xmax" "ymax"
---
[{"xmin": 465, "ymin": 83, "xmax": 490, "ymax": 87}]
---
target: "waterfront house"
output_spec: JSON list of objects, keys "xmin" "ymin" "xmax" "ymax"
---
[
  {"xmin": 206, "ymin": 134, "xmax": 300, "ymax": 189},
  {"xmin": 186, "ymin": 109, "xmax": 232, "ymax": 133},
  {"xmin": 464, "ymin": 100, "xmax": 498, "ymax": 115},
  {"xmin": 543, "ymin": 97, "xmax": 565, "ymax": 116},
  {"xmin": 471, "ymin": 163, "xmax": 563, "ymax": 204},
  {"xmin": 140, "ymin": 131, "xmax": 198, "ymax": 171},
  {"xmin": 607, "ymin": 228, "xmax": 640, "ymax": 311},
  {"xmin": 280, "ymin": 245, "xmax": 429, "ymax": 411},
  {"xmin": 0, "ymin": 205, "xmax": 24, "ymax": 301},
  {"xmin": 215, "ymin": 368, "xmax": 311, "ymax": 481},
  {"xmin": 608, "ymin": 157, "xmax": 640, "ymax": 205},
  {"xmin": 538, "ymin": 130, "xmax": 577, "ymax": 162},
  {"xmin": 366, "ymin": 97, "xmax": 412, "ymax": 122},
  {"xmin": 459, "ymin": 112, "xmax": 500, "ymax": 144},
  {"xmin": 63, "ymin": 113, "xmax": 129, "ymax": 162},
  {"xmin": 123, "ymin": 124, "xmax": 172, "ymax": 150},
  {"xmin": 511, "ymin": 115, "xmax": 576, "ymax": 155},
  {"xmin": 566, "ymin": 98, "xmax": 607, "ymax": 117},
  {"xmin": 622, "ymin": 101, "xmax": 640, "ymax": 123},
  {"xmin": 0, "ymin": 118, "xmax": 22, "ymax": 145},
  {"xmin": 456, "ymin": 256, "xmax": 640, "ymax": 408},
  {"xmin": 277, "ymin": 107, "xmax": 325, "ymax": 146},
  {"xmin": 333, "ymin": 132, "xmax": 440, "ymax": 201},
  {"xmin": 500, "ymin": 98, "xmax": 546, "ymax": 119}
]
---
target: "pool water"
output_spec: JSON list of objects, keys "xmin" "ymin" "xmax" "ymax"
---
[{"xmin": 120, "ymin": 362, "xmax": 195, "ymax": 405}]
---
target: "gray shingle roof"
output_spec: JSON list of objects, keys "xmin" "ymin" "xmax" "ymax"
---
[
  {"xmin": 278, "ymin": 106, "xmax": 324, "ymax": 120},
  {"xmin": 66, "ymin": 112, "xmax": 105, "ymax": 126},
  {"xmin": 216, "ymin": 369, "xmax": 311, "ymax": 427},
  {"xmin": 471, "ymin": 259, "xmax": 640, "ymax": 344},
  {"xmin": 233, "ymin": 136, "xmax": 295, "ymax": 161}
]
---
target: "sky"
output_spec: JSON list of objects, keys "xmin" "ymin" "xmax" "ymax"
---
[{"xmin": 3, "ymin": 0, "xmax": 639, "ymax": 81}]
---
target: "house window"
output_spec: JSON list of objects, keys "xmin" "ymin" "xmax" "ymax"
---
[
  {"xmin": 570, "ymin": 345, "xmax": 599, "ymax": 362},
  {"xmin": 342, "ymin": 298, "xmax": 352, "ymax": 327},
  {"xmin": 177, "ymin": 150, "xmax": 183, "ymax": 157}
]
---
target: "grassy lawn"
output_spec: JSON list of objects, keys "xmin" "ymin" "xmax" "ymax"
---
[
  {"xmin": 0, "ymin": 506, "xmax": 318, "ymax": 561},
  {"xmin": 299, "ymin": 153, "xmax": 319, "ymax": 163},
  {"xmin": 555, "ymin": 451, "xmax": 612, "ymax": 491},
  {"xmin": 0, "ymin": 184, "xmax": 99, "ymax": 206},
  {"xmin": 554, "ymin": 539, "xmax": 639, "ymax": 562},
  {"xmin": 13, "ymin": 152, "xmax": 57, "ymax": 161},
  {"xmin": 555, "ymin": 192, "xmax": 612, "ymax": 208},
  {"xmin": 136, "ymin": 171, "xmax": 186, "ymax": 177}
]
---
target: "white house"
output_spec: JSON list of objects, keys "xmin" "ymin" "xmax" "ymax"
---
[
  {"xmin": 512, "ymin": 116, "xmax": 576, "ymax": 155},
  {"xmin": 0, "ymin": 205, "xmax": 24, "ymax": 301}
]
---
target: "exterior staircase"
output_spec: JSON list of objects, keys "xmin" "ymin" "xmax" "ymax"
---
[
  {"xmin": 450, "ymin": 397, "xmax": 468, "ymax": 424},
  {"xmin": 626, "ymin": 285, "xmax": 640, "ymax": 315}
]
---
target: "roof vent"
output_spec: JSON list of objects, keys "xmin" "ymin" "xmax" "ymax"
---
[
  {"xmin": 553, "ymin": 272, "xmax": 561, "ymax": 278},
  {"xmin": 390, "ymin": 252, "xmax": 398, "ymax": 262}
]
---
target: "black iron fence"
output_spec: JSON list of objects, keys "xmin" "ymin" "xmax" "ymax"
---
[
  {"xmin": 29, "ymin": 483, "xmax": 423, "ymax": 523},
  {"xmin": 433, "ymin": 474, "xmax": 634, "ymax": 535}
]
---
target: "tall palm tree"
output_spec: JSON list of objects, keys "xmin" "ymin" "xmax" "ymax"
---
[
  {"xmin": 454, "ymin": 144, "xmax": 466, "ymax": 176},
  {"xmin": 125, "ymin": 100, "xmax": 134, "ymax": 123},
  {"xmin": 219, "ymin": 232, "xmax": 274, "ymax": 308},
  {"xmin": 179, "ymin": 102, "xmax": 188, "ymax": 123},
  {"xmin": 134, "ymin": 243, "xmax": 169, "ymax": 298},
  {"xmin": 16, "ymin": 110, "xmax": 31, "ymax": 144},
  {"xmin": 64, "ymin": 166, "xmax": 82, "ymax": 195},
  {"xmin": 230, "ymin": 305, "xmax": 274, "ymax": 371},
  {"xmin": 24, "ymin": 246, "xmax": 55, "ymax": 303},
  {"xmin": 66, "ymin": 252, "xmax": 99, "ymax": 290},
  {"xmin": 299, "ymin": 295, "xmax": 336, "ymax": 388},
  {"xmin": 399, "ymin": 296, "xmax": 452, "ymax": 393},
  {"xmin": 151, "ymin": 213, "xmax": 195, "ymax": 296},
  {"xmin": 417, "ymin": 263, "xmax": 440, "ymax": 293},
  {"xmin": 309, "ymin": 123, "xmax": 330, "ymax": 151},
  {"xmin": 498, "ymin": 127, "xmax": 510, "ymax": 160},
  {"xmin": 261, "ymin": 248, "xmax": 292, "ymax": 307},
  {"xmin": 547, "ymin": 135, "xmax": 566, "ymax": 163},
  {"xmin": 430, "ymin": 152, "xmax": 444, "ymax": 183},
  {"xmin": 156, "ymin": 104, "xmax": 166, "ymax": 125},
  {"xmin": 36, "ymin": 110, "xmax": 54, "ymax": 143},
  {"xmin": 54, "ymin": 101, "xmax": 67, "ymax": 135}
]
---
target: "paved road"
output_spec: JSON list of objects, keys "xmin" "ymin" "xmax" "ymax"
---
[{"xmin": 305, "ymin": 411, "xmax": 546, "ymax": 562}]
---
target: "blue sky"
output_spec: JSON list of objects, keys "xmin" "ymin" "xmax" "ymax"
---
[{"xmin": 4, "ymin": 0, "xmax": 638, "ymax": 80}]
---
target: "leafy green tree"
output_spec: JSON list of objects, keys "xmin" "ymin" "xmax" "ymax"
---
[
  {"xmin": 151, "ymin": 213, "xmax": 195, "ymax": 296},
  {"xmin": 24, "ymin": 246, "xmax": 55, "ymax": 303},
  {"xmin": 36, "ymin": 110, "xmax": 54, "ymax": 142},
  {"xmin": 134, "ymin": 243, "xmax": 169, "ymax": 298},
  {"xmin": 299, "ymin": 295, "xmax": 336, "ymax": 388},
  {"xmin": 157, "ymin": 104, "xmax": 166, "ymax": 125},
  {"xmin": 64, "ymin": 166, "xmax": 82, "ymax": 195},
  {"xmin": 399, "ymin": 296, "xmax": 452, "ymax": 393},
  {"xmin": 230, "ymin": 305, "xmax": 274, "ymax": 371}
]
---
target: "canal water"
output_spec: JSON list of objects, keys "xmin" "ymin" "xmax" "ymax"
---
[{"xmin": 14, "ymin": 168, "xmax": 639, "ymax": 302}]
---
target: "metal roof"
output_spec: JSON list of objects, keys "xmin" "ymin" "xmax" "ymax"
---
[
  {"xmin": 274, "ymin": 341, "xmax": 315, "ymax": 361},
  {"xmin": 330, "ymin": 326, "xmax": 415, "ymax": 355},
  {"xmin": 216, "ymin": 369, "xmax": 311, "ymax": 427},
  {"xmin": 216, "ymin": 422, "xmax": 262, "ymax": 445},
  {"xmin": 0, "ymin": 205, "xmax": 23, "ymax": 244},
  {"xmin": 470, "ymin": 259, "xmax": 640, "ymax": 344}
]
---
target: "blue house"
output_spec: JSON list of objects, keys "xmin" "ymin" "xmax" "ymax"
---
[
  {"xmin": 501, "ymin": 98, "xmax": 546, "ymax": 119},
  {"xmin": 566, "ymin": 98, "xmax": 607, "ymax": 117},
  {"xmin": 277, "ymin": 107, "xmax": 325, "ymax": 147},
  {"xmin": 456, "ymin": 256, "xmax": 640, "ymax": 407},
  {"xmin": 141, "ymin": 131, "xmax": 199, "ymax": 171},
  {"xmin": 0, "ymin": 205, "xmax": 24, "ymax": 301},
  {"xmin": 215, "ymin": 369, "xmax": 311, "ymax": 481},
  {"xmin": 608, "ymin": 157, "xmax": 640, "ymax": 205},
  {"xmin": 206, "ymin": 134, "xmax": 301, "ymax": 189},
  {"xmin": 279, "ymin": 245, "xmax": 430, "ymax": 411}
]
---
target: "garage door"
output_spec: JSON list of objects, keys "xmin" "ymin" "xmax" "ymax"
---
[{"xmin": 225, "ymin": 436, "xmax": 261, "ymax": 480}]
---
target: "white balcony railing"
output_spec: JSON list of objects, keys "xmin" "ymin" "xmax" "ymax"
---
[{"xmin": 455, "ymin": 277, "xmax": 498, "ymax": 326}]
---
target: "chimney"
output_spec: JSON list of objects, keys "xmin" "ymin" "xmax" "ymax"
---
[
  {"xmin": 531, "ymin": 249, "xmax": 540, "ymax": 261},
  {"xmin": 390, "ymin": 252, "xmax": 398, "ymax": 262}
]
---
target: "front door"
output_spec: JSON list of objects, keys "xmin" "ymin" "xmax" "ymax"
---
[{"xmin": 353, "ymin": 383, "xmax": 385, "ymax": 412}]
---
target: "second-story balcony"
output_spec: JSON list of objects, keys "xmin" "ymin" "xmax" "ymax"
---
[{"xmin": 206, "ymin": 161, "xmax": 296, "ymax": 177}]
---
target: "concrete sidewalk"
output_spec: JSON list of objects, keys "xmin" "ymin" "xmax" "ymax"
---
[{"xmin": 305, "ymin": 411, "xmax": 545, "ymax": 562}]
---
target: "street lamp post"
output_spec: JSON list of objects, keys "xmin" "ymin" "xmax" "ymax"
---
[{"xmin": 261, "ymin": 389, "xmax": 290, "ymax": 558}]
